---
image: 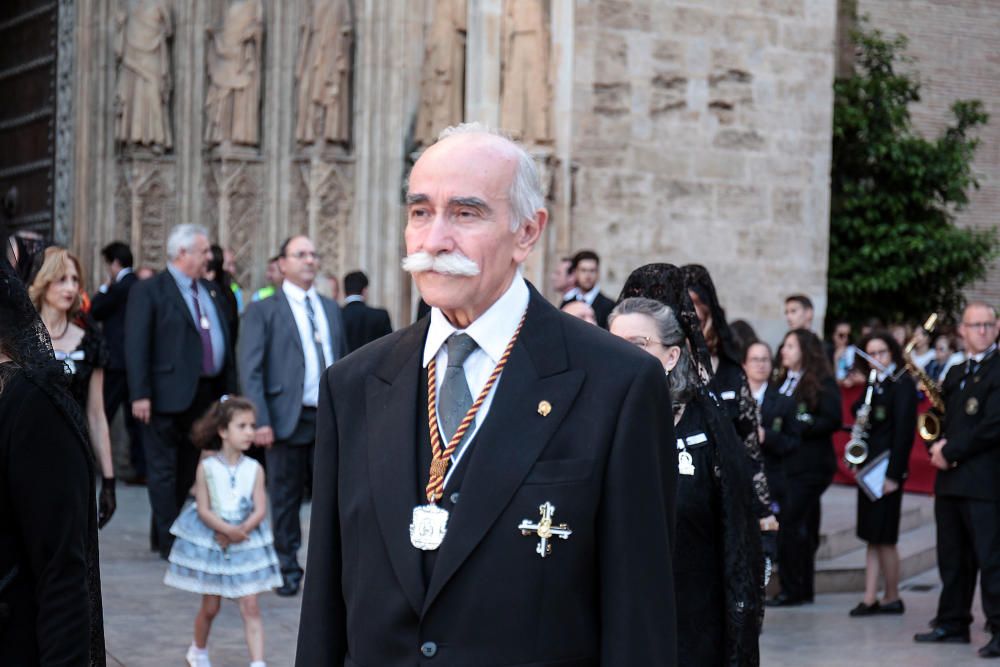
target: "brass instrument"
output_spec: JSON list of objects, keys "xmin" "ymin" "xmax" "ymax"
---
[
  {"xmin": 903, "ymin": 314, "xmax": 945, "ymax": 442},
  {"xmin": 845, "ymin": 369, "xmax": 879, "ymax": 467}
]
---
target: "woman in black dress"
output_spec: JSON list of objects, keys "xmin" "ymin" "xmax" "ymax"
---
[
  {"xmin": 848, "ymin": 331, "xmax": 917, "ymax": 616},
  {"xmin": 614, "ymin": 263, "xmax": 763, "ymax": 666},
  {"xmin": 29, "ymin": 246, "xmax": 116, "ymax": 526},
  {"xmin": 1, "ymin": 230, "xmax": 106, "ymax": 664},
  {"xmin": 769, "ymin": 328, "xmax": 842, "ymax": 606}
]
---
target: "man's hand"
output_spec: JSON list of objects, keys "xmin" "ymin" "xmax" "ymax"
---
[
  {"xmin": 254, "ymin": 426, "xmax": 275, "ymax": 447},
  {"xmin": 759, "ymin": 515, "xmax": 779, "ymax": 531},
  {"xmin": 929, "ymin": 439, "xmax": 951, "ymax": 471},
  {"xmin": 132, "ymin": 399, "xmax": 151, "ymax": 424}
]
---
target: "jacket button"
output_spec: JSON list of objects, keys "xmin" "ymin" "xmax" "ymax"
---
[
  {"xmin": 449, "ymin": 492, "xmax": 460, "ymax": 504},
  {"xmin": 420, "ymin": 641, "xmax": 438, "ymax": 658}
]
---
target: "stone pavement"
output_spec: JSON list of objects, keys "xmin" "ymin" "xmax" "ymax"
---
[{"xmin": 101, "ymin": 486, "xmax": 993, "ymax": 666}]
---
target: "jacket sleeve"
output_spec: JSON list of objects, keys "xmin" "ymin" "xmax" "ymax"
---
[
  {"xmin": 887, "ymin": 379, "xmax": 918, "ymax": 481},
  {"xmin": 124, "ymin": 279, "xmax": 154, "ymax": 401},
  {"xmin": 599, "ymin": 355, "xmax": 677, "ymax": 666},
  {"xmin": 89, "ymin": 279, "xmax": 128, "ymax": 321},
  {"xmin": 943, "ymin": 370, "xmax": 1000, "ymax": 464},
  {"xmin": 9, "ymin": 387, "xmax": 92, "ymax": 664},
  {"xmin": 802, "ymin": 378, "xmax": 843, "ymax": 439},
  {"xmin": 377, "ymin": 309, "xmax": 393, "ymax": 338},
  {"xmin": 237, "ymin": 302, "xmax": 272, "ymax": 429},
  {"xmin": 295, "ymin": 370, "xmax": 346, "ymax": 665}
]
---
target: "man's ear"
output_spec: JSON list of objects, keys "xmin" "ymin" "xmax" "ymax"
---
[{"xmin": 512, "ymin": 209, "xmax": 547, "ymax": 264}]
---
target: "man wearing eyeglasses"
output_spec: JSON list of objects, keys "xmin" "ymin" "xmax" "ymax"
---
[
  {"xmin": 238, "ymin": 235, "xmax": 347, "ymax": 596},
  {"xmin": 915, "ymin": 302, "xmax": 1000, "ymax": 657}
]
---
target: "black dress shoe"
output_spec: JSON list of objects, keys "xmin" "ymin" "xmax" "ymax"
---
[
  {"xmin": 878, "ymin": 599, "xmax": 905, "ymax": 614},
  {"xmin": 979, "ymin": 633, "xmax": 1000, "ymax": 658},
  {"xmin": 766, "ymin": 594, "xmax": 803, "ymax": 607},
  {"xmin": 914, "ymin": 627, "xmax": 970, "ymax": 643},
  {"xmin": 275, "ymin": 579, "xmax": 300, "ymax": 597},
  {"xmin": 849, "ymin": 601, "xmax": 880, "ymax": 617}
]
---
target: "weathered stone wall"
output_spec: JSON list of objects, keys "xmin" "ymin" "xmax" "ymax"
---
[
  {"xmin": 570, "ymin": 0, "xmax": 838, "ymax": 343},
  {"xmin": 856, "ymin": 0, "xmax": 1000, "ymax": 310}
]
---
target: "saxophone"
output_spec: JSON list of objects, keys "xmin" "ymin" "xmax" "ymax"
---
[
  {"xmin": 845, "ymin": 368, "xmax": 879, "ymax": 467},
  {"xmin": 903, "ymin": 314, "xmax": 945, "ymax": 442}
]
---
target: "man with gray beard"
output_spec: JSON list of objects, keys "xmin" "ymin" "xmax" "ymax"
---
[{"xmin": 296, "ymin": 124, "xmax": 678, "ymax": 666}]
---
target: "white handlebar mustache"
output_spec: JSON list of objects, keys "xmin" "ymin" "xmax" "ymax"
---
[{"xmin": 402, "ymin": 251, "xmax": 481, "ymax": 277}]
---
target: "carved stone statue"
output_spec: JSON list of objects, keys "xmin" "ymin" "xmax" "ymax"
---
[
  {"xmin": 414, "ymin": 0, "xmax": 467, "ymax": 147},
  {"xmin": 294, "ymin": 0, "xmax": 354, "ymax": 146},
  {"xmin": 204, "ymin": 0, "xmax": 264, "ymax": 147},
  {"xmin": 500, "ymin": 0, "xmax": 551, "ymax": 144},
  {"xmin": 114, "ymin": 0, "xmax": 173, "ymax": 150}
]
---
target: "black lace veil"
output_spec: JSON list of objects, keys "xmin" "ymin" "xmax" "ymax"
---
[
  {"xmin": 619, "ymin": 263, "xmax": 763, "ymax": 666},
  {"xmin": 681, "ymin": 263, "xmax": 742, "ymax": 365},
  {"xmin": 1, "ymin": 228, "xmax": 106, "ymax": 666}
]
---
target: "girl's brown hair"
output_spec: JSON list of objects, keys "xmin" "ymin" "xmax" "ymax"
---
[
  {"xmin": 28, "ymin": 246, "xmax": 84, "ymax": 318},
  {"xmin": 774, "ymin": 328, "xmax": 833, "ymax": 410},
  {"xmin": 190, "ymin": 395, "xmax": 257, "ymax": 450}
]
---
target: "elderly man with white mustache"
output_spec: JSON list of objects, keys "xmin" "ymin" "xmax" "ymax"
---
[{"xmin": 296, "ymin": 123, "xmax": 679, "ymax": 667}]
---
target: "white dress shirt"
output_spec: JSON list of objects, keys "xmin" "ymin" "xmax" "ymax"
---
[
  {"xmin": 779, "ymin": 370, "xmax": 801, "ymax": 397},
  {"xmin": 563, "ymin": 284, "xmax": 601, "ymax": 306},
  {"xmin": 283, "ymin": 281, "xmax": 334, "ymax": 407},
  {"xmin": 422, "ymin": 273, "xmax": 530, "ymax": 485}
]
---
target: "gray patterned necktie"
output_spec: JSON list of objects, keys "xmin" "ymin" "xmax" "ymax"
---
[{"xmin": 439, "ymin": 333, "xmax": 479, "ymax": 443}]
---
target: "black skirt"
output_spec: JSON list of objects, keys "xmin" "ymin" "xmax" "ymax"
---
[{"xmin": 856, "ymin": 486, "xmax": 904, "ymax": 545}]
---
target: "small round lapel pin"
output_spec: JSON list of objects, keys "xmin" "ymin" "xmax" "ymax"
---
[{"xmin": 537, "ymin": 400, "xmax": 552, "ymax": 417}]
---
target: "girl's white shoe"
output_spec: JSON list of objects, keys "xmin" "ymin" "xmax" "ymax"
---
[{"xmin": 185, "ymin": 644, "xmax": 212, "ymax": 667}]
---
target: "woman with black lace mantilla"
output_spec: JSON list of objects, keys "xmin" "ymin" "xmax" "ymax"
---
[
  {"xmin": 612, "ymin": 263, "xmax": 763, "ymax": 666},
  {"xmin": 0, "ymin": 229, "xmax": 107, "ymax": 665}
]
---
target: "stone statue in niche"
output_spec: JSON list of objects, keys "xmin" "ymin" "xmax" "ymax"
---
[
  {"xmin": 414, "ymin": 0, "xmax": 467, "ymax": 147},
  {"xmin": 204, "ymin": 0, "xmax": 264, "ymax": 147},
  {"xmin": 114, "ymin": 0, "xmax": 173, "ymax": 150},
  {"xmin": 500, "ymin": 0, "xmax": 551, "ymax": 144},
  {"xmin": 295, "ymin": 0, "xmax": 354, "ymax": 146}
]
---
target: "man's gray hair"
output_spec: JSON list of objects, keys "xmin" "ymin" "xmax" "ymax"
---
[
  {"xmin": 609, "ymin": 297, "xmax": 697, "ymax": 407},
  {"xmin": 166, "ymin": 224, "xmax": 209, "ymax": 261},
  {"xmin": 437, "ymin": 122, "xmax": 544, "ymax": 232}
]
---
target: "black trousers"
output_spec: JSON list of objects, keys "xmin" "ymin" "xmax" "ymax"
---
[
  {"xmin": 778, "ymin": 476, "xmax": 830, "ymax": 601},
  {"xmin": 266, "ymin": 407, "xmax": 317, "ymax": 582},
  {"xmin": 104, "ymin": 368, "xmax": 144, "ymax": 477},
  {"xmin": 934, "ymin": 495, "xmax": 1000, "ymax": 632},
  {"xmin": 143, "ymin": 377, "xmax": 223, "ymax": 558}
]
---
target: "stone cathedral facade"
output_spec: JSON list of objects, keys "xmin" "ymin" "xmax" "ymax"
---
[{"xmin": 6, "ymin": 0, "xmax": 869, "ymax": 341}]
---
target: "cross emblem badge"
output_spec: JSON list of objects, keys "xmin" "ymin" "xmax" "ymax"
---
[{"xmin": 518, "ymin": 502, "xmax": 572, "ymax": 558}]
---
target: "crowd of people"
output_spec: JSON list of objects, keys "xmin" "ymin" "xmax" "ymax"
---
[{"xmin": 2, "ymin": 121, "xmax": 999, "ymax": 665}]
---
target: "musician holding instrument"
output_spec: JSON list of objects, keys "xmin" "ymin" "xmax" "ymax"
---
[
  {"xmin": 915, "ymin": 302, "xmax": 1000, "ymax": 658},
  {"xmin": 847, "ymin": 332, "xmax": 917, "ymax": 617}
]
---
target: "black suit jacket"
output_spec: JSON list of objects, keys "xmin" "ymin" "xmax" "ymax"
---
[
  {"xmin": 785, "ymin": 376, "xmax": 841, "ymax": 482},
  {"xmin": 937, "ymin": 352, "xmax": 1000, "ymax": 500},
  {"xmin": 297, "ymin": 286, "xmax": 678, "ymax": 667},
  {"xmin": 852, "ymin": 374, "xmax": 918, "ymax": 482},
  {"xmin": 124, "ymin": 270, "xmax": 237, "ymax": 414},
  {"xmin": 560, "ymin": 291, "xmax": 615, "ymax": 329},
  {"xmin": 90, "ymin": 271, "xmax": 137, "ymax": 371},
  {"xmin": 341, "ymin": 299, "xmax": 392, "ymax": 353},
  {"xmin": 759, "ymin": 384, "xmax": 802, "ymax": 503}
]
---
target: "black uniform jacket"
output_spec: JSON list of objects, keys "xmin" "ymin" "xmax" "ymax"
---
[
  {"xmin": 938, "ymin": 351, "xmax": 1000, "ymax": 500},
  {"xmin": 125, "ymin": 270, "xmax": 237, "ymax": 413},
  {"xmin": 342, "ymin": 299, "xmax": 393, "ymax": 353},
  {"xmin": 89, "ymin": 270, "xmax": 137, "ymax": 371},
  {"xmin": 852, "ymin": 374, "xmax": 918, "ymax": 483},
  {"xmin": 296, "ymin": 286, "xmax": 679, "ymax": 667},
  {"xmin": 760, "ymin": 383, "xmax": 802, "ymax": 502},
  {"xmin": 785, "ymin": 376, "xmax": 842, "ymax": 482}
]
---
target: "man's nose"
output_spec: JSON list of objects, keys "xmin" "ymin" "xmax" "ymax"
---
[{"xmin": 421, "ymin": 213, "xmax": 456, "ymax": 254}]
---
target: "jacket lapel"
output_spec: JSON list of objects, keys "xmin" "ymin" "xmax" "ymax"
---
[
  {"xmin": 274, "ymin": 290, "xmax": 304, "ymax": 359},
  {"xmin": 422, "ymin": 288, "xmax": 584, "ymax": 614},
  {"xmin": 366, "ymin": 319, "xmax": 430, "ymax": 616},
  {"xmin": 163, "ymin": 271, "xmax": 199, "ymax": 334}
]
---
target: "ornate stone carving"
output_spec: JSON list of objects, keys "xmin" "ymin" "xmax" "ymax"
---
[
  {"xmin": 204, "ymin": 160, "xmax": 263, "ymax": 289},
  {"xmin": 414, "ymin": 0, "xmax": 467, "ymax": 147},
  {"xmin": 500, "ymin": 0, "xmax": 551, "ymax": 145},
  {"xmin": 117, "ymin": 160, "xmax": 175, "ymax": 268},
  {"xmin": 296, "ymin": 157, "xmax": 353, "ymax": 277},
  {"xmin": 114, "ymin": 0, "xmax": 173, "ymax": 150},
  {"xmin": 55, "ymin": 0, "xmax": 77, "ymax": 245},
  {"xmin": 295, "ymin": 0, "xmax": 353, "ymax": 146},
  {"xmin": 204, "ymin": 0, "xmax": 264, "ymax": 147}
]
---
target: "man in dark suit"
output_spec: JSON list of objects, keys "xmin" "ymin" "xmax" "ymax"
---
[
  {"xmin": 125, "ymin": 224, "xmax": 236, "ymax": 558},
  {"xmin": 91, "ymin": 241, "xmax": 144, "ymax": 483},
  {"xmin": 239, "ymin": 235, "xmax": 347, "ymax": 596},
  {"xmin": 560, "ymin": 249, "xmax": 615, "ymax": 329},
  {"xmin": 296, "ymin": 124, "xmax": 677, "ymax": 666},
  {"xmin": 916, "ymin": 302, "xmax": 1000, "ymax": 657},
  {"xmin": 341, "ymin": 270, "xmax": 392, "ymax": 353}
]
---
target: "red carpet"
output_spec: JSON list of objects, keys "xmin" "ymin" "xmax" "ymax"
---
[{"xmin": 831, "ymin": 384, "xmax": 936, "ymax": 494}]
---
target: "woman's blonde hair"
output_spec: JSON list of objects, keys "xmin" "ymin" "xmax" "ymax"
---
[{"xmin": 28, "ymin": 246, "xmax": 84, "ymax": 318}]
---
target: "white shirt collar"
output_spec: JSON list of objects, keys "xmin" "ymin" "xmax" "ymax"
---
[
  {"xmin": 344, "ymin": 294, "xmax": 365, "ymax": 304},
  {"xmin": 972, "ymin": 344, "xmax": 997, "ymax": 364},
  {"xmin": 752, "ymin": 382, "xmax": 767, "ymax": 404},
  {"xmin": 423, "ymin": 274, "xmax": 530, "ymax": 368},
  {"xmin": 115, "ymin": 267, "xmax": 134, "ymax": 283},
  {"xmin": 282, "ymin": 280, "xmax": 319, "ymax": 304},
  {"xmin": 564, "ymin": 284, "xmax": 600, "ymax": 305},
  {"xmin": 877, "ymin": 362, "xmax": 897, "ymax": 383}
]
